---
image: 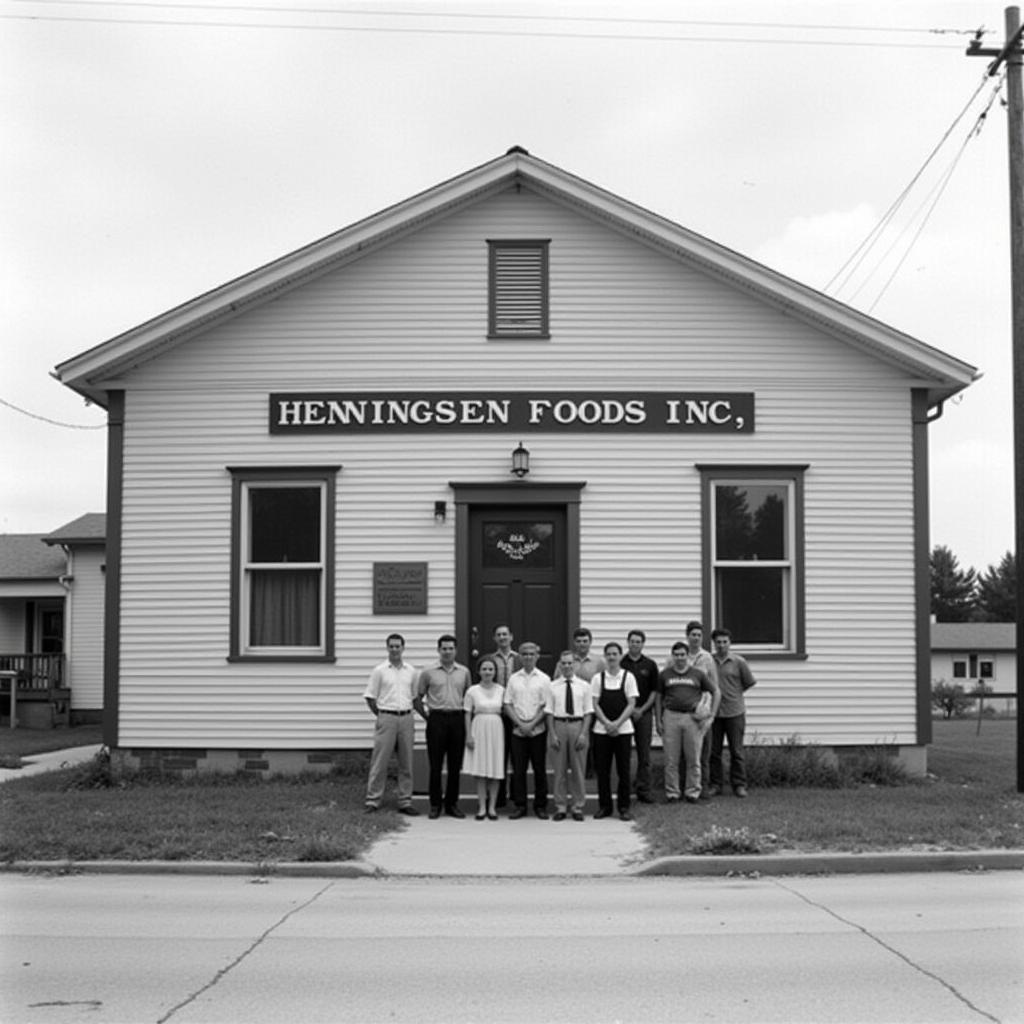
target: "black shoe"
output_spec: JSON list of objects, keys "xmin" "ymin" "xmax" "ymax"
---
[
  {"xmin": 553, "ymin": 811, "xmax": 567, "ymax": 822},
  {"xmin": 534, "ymin": 808, "xmax": 549, "ymax": 820},
  {"xmin": 571, "ymin": 811, "xmax": 585, "ymax": 821},
  {"xmin": 486, "ymin": 812, "xmax": 498, "ymax": 821},
  {"xmin": 699, "ymin": 789, "xmax": 713, "ymax": 801},
  {"xmin": 398, "ymin": 805, "xmax": 420, "ymax": 816},
  {"xmin": 475, "ymin": 813, "xmax": 486, "ymax": 821},
  {"xmin": 684, "ymin": 795, "xmax": 700, "ymax": 805},
  {"xmin": 594, "ymin": 808, "xmax": 612, "ymax": 819},
  {"xmin": 445, "ymin": 806, "xmax": 466, "ymax": 819},
  {"xmin": 636, "ymin": 794, "xmax": 654, "ymax": 804},
  {"xmin": 428, "ymin": 806, "xmax": 441, "ymax": 820},
  {"xmin": 707, "ymin": 786, "xmax": 722, "ymax": 798},
  {"xmin": 509, "ymin": 807, "xmax": 527, "ymax": 820},
  {"xmin": 619, "ymin": 810, "xmax": 633, "ymax": 822}
]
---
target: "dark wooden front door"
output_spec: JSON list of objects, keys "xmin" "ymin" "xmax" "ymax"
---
[{"xmin": 468, "ymin": 506, "xmax": 567, "ymax": 676}]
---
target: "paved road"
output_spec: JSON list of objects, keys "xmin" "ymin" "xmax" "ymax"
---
[{"xmin": 2, "ymin": 871, "xmax": 1021, "ymax": 1023}]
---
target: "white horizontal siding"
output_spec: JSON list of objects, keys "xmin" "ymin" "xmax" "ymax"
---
[
  {"xmin": 113, "ymin": 186, "xmax": 923, "ymax": 749},
  {"xmin": 66, "ymin": 548, "xmax": 105, "ymax": 710}
]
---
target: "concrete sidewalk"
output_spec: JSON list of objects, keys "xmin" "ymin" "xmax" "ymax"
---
[
  {"xmin": 0, "ymin": 743, "xmax": 101, "ymax": 783},
  {"xmin": 364, "ymin": 808, "xmax": 649, "ymax": 876}
]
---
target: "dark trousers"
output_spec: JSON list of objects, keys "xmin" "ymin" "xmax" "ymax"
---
[
  {"xmin": 632, "ymin": 710, "xmax": 653, "ymax": 798},
  {"xmin": 509, "ymin": 731, "xmax": 549, "ymax": 810},
  {"xmin": 426, "ymin": 711, "xmax": 465, "ymax": 810},
  {"xmin": 709, "ymin": 713, "xmax": 747, "ymax": 790},
  {"xmin": 496, "ymin": 716, "xmax": 514, "ymax": 806},
  {"xmin": 593, "ymin": 732, "xmax": 632, "ymax": 812}
]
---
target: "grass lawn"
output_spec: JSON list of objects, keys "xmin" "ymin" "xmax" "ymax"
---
[
  {"xmin": 635, "ymin": 717, "xmax": 1023, "ymax": 857},
  {"xmin": 0, "ymin": 717, "xmax": 1020, "ymax": 864}
]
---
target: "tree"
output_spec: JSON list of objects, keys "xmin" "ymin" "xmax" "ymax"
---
[
  {"xmin": 929, "ymin": 545, "xmax": 977, "ymax": 622},
  {"xmin": 931, "ymin": 681, "xmax": 976, "ymax": 719},
  {"xmin": 975, "ymin": 551, "xmax": 1017, "ymax": 622}
]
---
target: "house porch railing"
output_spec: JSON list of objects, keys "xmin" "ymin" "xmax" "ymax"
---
[{"xmin": 0, "ymin": 653, "xmax": 66, "ymax": 690}]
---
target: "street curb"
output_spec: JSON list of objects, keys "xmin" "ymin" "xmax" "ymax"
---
[
  {"xmin": 2, "ymin": 850, "xmax": 1022, "ymax": 879},
  {"xmin": 634, "ymin": 850, "xmax": 1024, "ymax": 876},
  {"xmin": 0, "ymin": 860, "xmax": 378, "ymax": 878}
]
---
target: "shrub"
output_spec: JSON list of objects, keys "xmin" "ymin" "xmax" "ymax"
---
[
  {"xmin": 837, "ymin": 746, "xmax": 908, "ymax": 787},
  {"xmin": 745, "ymin": 735, "xmax": 842, "ymax": 788},
  {"xmin": 932, "ymin": 681, "xmax": 976, "ymax": 719}
]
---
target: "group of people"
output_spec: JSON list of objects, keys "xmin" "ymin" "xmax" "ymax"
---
[{"xmin": 363, "ymin": 622, "xmax": 757, "ymax": 821}]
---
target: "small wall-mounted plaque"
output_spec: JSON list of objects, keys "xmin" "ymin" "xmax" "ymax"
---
[{"xmin": 373, "ymin": 562, "xmax": 428, "ymax": 615}]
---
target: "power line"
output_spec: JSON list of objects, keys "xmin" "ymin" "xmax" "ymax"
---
[
  {"xmin": 0, "ymin": 397, "xmax": 105, "ymax": 430},
  {"xmin": 0, "ymin": 3, "xmax": 976, "ymax": 47},
  {"xmin": 6, "ymin": 0, "xmax": 988, "ymax": 37},
  {"xmin": 863, "ymin": 73, "xmax": 1006, "ymax": 313},
  {"xmin": 824, "ymin": 72, "xmax": 995, "ymax": 298}
]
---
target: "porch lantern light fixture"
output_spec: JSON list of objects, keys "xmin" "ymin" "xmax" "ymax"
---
[
  {"xmin": 510, "ymin": 442, "xmax": 530, "ymax": 479},
  {"xmin": 433, "ymin": 500, "xmax": 447, "ymax": 525}
]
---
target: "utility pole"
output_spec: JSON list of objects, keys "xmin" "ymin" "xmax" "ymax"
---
[{"xmin": 967, "ymin": 7, "xmax": 1024, "ymax": 792}]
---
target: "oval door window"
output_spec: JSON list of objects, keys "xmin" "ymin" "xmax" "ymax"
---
[{"xmin": 482, "ymin": 521, "xmax": 555, "ymax": 568}]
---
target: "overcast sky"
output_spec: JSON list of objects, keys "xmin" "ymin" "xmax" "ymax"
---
[{"xmin": 1, "ymin": 0, "xmax": 1013, "ymax": 573}]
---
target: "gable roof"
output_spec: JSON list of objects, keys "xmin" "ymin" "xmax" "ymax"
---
[
  {"xmin": 931, "ymin": 622, "xmax": 1016, "ymax": 652},
  {"xmin": 43, "ymin": 513, "xmax": 106, "ymax": 547},
  {"xmin": 55, "ymin": 147, "xmax": 978, "ymax": 408},
  {"xmin": 0, "ymin": 535, "xmax": 67, "ymax": 581}
]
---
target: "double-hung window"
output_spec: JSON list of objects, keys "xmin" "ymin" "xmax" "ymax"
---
[
  {"xmin": 488, "ymin": 239, "xmax": 550, "ymax": 339},
  {"xmin": 229, "ymin": 466, "xmax": 338, "ymax": 661},
  {"xmin": 700, "ymin": 466, "xmax": 806, "ymax": 655}
]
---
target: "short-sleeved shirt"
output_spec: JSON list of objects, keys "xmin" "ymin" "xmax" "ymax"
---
[
  {"xmin": 713, "ymin": 652, "xmax": 756, "ymax": 718},
  {"xmin": 504, "ymin": 669, "xmax": 552, "ymax": 737},
  {"xmin": 572, "ymin": 652, "xmax": 606, "ymax": 682},
  {"xmin": 591, "ymin": 670, "xmax": 639, "ymax": 735},
  {"xmin": 546, "ymin": 675, "xmax": 594, "ymax": 719},
  {"xmin": 658, "ymin": 664, "xmax": 713, "ymax": 714},
  {"xmin": 364, "ymin": 659, "xmax": 418, "ymax": 712},
  {"xmin": 418, "ymin": 661, "xmax": 472, "ymax": 711},
  {"xmin": 622, "ymin": 653, "xmax": 660, "ymax": 708}
]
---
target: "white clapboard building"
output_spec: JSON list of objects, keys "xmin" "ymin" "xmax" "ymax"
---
[{"xmin": 55, "ymin": 148, "xmax": 977, "ymax": 775}]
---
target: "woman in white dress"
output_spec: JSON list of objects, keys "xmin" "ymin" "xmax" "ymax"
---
[{"xmin": 463, "ymin": 656, "xmax": 506, "ymax": 820}]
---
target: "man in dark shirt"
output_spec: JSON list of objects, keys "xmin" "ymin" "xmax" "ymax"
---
[
  {"xmin": 656, "ymin": 641, "xmax": 719, "ymax": 803},
  {"xmin": 623, "ymin": 629, "xmax": 659, "ymax": 804}
]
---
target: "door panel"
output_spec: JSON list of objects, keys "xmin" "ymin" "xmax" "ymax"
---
[{"xmin": 469, "ymin": 507, "xmax": 567, "ymax": 677}]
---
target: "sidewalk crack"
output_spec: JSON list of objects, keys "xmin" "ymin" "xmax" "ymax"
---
[
  {"xmin": 156, "ymin": 881, "xmax": 335, "ymax": 1023},
  {"xmin": 772, "ymin": 879, "xmax": 1001, "ymax": 1023}
]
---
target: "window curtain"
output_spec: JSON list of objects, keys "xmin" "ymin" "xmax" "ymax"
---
[{"xmin": 250, "ymin": 570, "xmax": 319, "ymax": 647}]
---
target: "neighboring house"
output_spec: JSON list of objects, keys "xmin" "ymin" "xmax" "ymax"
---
[
  {"xmin": 931, "ymin": 622, "xmax": 1017, "ymax": 714},
  {"xmin": 0, "ymin": 514, "xmax": 106, "ymax": 725},
  {"xmin": 53, "ymin": 147, "xmax": 977, "ymax": 775}
]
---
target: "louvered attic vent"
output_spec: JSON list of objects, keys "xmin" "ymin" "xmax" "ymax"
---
[{"xmin": 488, "ymin": 239, "xmax": 550, "ymax": 339}]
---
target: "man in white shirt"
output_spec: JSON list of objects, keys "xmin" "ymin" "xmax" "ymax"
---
[
  {"xmin": 503, "ymin": 641, "xmax": 552, "ymax": 820},
  {"xmin": 546, "ymin": 650, "xmax": 594, "ymax": 821},
  {"xmin": 363, "ymin": 633, "xmax": 419, "ymax": 815},
  {"xmin": 591, "ymin": 642, "xmax": 639, "ymax": 821}
]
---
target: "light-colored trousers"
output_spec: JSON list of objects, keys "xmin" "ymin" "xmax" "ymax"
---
[
  {"xmin": 366, "ymin": 712, "xmax": 414, "ymax": 807},
  {"xmin": 550, "ymin": 719, "xmax": 587, "ymax": 813},
  {"xmin": 662, "ymin": 709, "xmax": 706, "ymax": 800}
]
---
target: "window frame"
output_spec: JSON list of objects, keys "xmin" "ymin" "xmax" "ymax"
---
[
  {"xmin": 487, "ymin": 239, "xmax": 551, "ymax": 340},
  {"xmin": 227, "ymin": 466, "xmax": 339, "ymax": 662},
  {"xmin": 698, "ymin": 464, "xmax": 807, "ymax": 658}
]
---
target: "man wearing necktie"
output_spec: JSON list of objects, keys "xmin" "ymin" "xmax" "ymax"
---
[{"xmin": 546, "ymin": 650, "xmax": 594, "ymax": 821}]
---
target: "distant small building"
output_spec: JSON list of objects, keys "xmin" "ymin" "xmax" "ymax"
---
[
  {"xmin": 0, "ymin": 514, "xmax": 106, "ymax": 724},
  {"xmin": 931, "ymin": 622, "xmax": 1017, "ymax": 714}
]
